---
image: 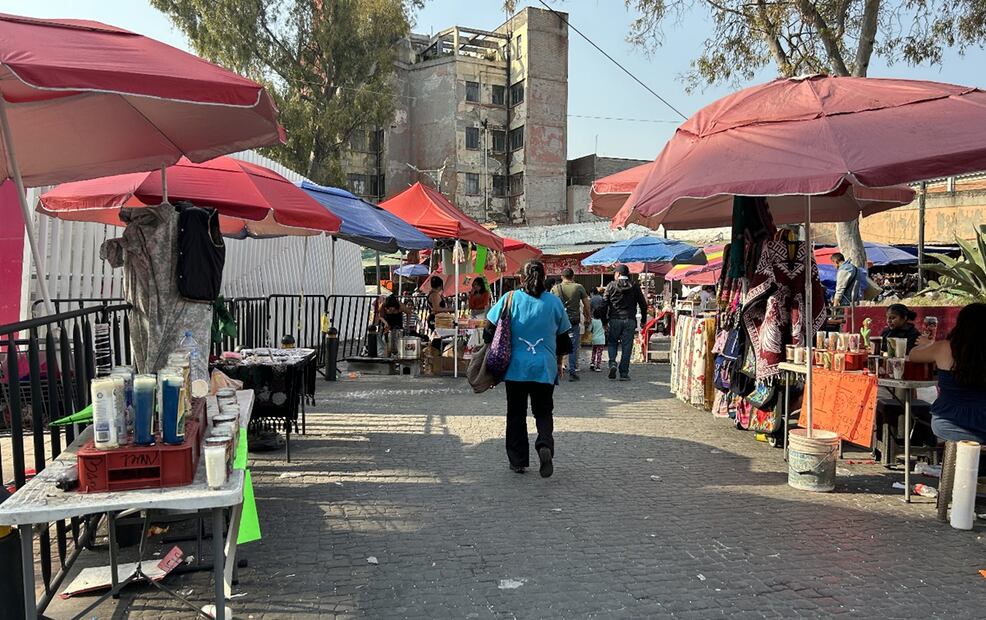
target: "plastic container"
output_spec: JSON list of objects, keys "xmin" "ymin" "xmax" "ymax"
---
[
  {"xmin": 178, "ymin": 331, "xmax": 210, "ymax": 398},
  {"xmin": 90, "ymin": 378, "xmax": 120, "ymax": 450}
]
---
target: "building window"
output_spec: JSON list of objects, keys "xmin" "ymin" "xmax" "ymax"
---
[
  {"xmin": 348, "ymin": 173, "xmax": 367, "ymax": 196},
  {"xmin": 349, "ymin": 130, "xmax": 367, "ymax": 152},
  {"xmin": 509, "ymin": 172, "xmax": 524, "ymax": 196},
  {"xmin": 492, "ymin": 174, "xmax": 506, "ymax": 197},
  {"xmin": 510, "ymin": 80, "xmax": 525, "ymax": 106},
  {"xmin": 516, "ymin": 34, "xmax": 523, "ymax": 59},
  {"xmin": 366, "ymin": 174, "xmax": 384, "ymax": 198},
  {"xmin": 509, "ymin": 125, "xmax": 524, "ymax": 151},
  {"xmin": 492, "ymin": 85, "xmax": 505, "ymax": 106},
  {"xmin": 465, "ymin": 80, "xmax": 480, "ymax": 103},
  {"xmin": 491, "ymin": 129, "xmax": 506, "ymax": 153},
  {"xmin": 465, "ymin": 172, "xmax": 480, "ymax": 195},
  {"xmin": 369, "ymin": 129, "xmax": 383, "ymax": 153},
  {"xmin": 465, "ymin": 127, "xmax": 480, "ymax": 150}
]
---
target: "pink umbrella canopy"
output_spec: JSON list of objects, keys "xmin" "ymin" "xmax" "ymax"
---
[
  {"xmin": 0, "ymin": 13, "xmax": 284, "ymax": 187},
  {"xmin": 37, "ymin": 157, "xmax": 342, "ymax": 238},
  {"xmin": 608, "ymin": 74, "xmax": 986, "ymax": 229},
  {"xmin": 589, "ymin": 161, "xmax": 653, "ymax": 218}
]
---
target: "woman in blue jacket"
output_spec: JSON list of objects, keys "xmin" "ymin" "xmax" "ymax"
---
[{"xmin": 487, "ymin": 261, "xmax": 572, "ymax": 477}]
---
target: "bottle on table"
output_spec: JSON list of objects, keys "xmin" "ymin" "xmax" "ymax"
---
[{"xmin": 178, "ymin": 330, "xmax": 210, "ymax": 398}]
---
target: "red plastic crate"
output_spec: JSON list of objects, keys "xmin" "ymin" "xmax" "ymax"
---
[{"xmin": 77, "ymin": 399, "xmax": 206, "ymax": 493}]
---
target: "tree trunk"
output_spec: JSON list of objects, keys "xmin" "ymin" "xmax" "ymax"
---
[
  {"xmin": 835, "ymin": 217, "xmax": 867, "ymax": 267},
  {"xmin": 306, "ymin": 127, "xmax": 327, "ymax": 182}
]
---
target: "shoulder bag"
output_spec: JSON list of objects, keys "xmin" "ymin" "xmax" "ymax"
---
[{"xmin": 467, "ymin": 292, "xmax": 514, "ymax": 393}]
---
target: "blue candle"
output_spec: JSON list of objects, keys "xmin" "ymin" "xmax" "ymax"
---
[
  {"xmin": 133, "ymin": 375, "xmax": 156, "ymax": 446},
  {"xmin": 161, "ymin": 375, "xmax": 184, "ymax": 445}
]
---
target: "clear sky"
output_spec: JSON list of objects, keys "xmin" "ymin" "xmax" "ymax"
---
[{"xmin": 9, "ymin": 0, "xmax": 986, "ymax": 161}]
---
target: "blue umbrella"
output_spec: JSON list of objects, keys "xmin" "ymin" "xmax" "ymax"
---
[
  {"xmin": 863, "ymin": 242, "xmax": 918, "ymax": 266},
  {"xmin": 298, "ymin": 181, "xmax": 434, "ymax": 253},
  {"xmin": 581, "ymin": 235, "xmax": 705, "ymax": 266},
  {"xmin": 395, "ymin": 263, "xmax": 430, "ymax": 277}
]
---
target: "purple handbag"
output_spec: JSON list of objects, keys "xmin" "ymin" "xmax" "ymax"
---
[{"xmin": 485, "ymin": 292, "xmax": 514, "ymax": 378}]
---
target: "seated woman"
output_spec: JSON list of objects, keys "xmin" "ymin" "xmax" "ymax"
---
[
  {"xmin": 881, "ymin": 303, "xmax": 921, "ymax": 353},
  {"xmin": 909, "ymin": 303, "xmax": 986, "ymax": 443}
]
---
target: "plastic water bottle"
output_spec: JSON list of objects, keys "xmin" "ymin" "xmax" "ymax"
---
[{"xmin": 178, "ymin": 331, "xmax": 210, "ymax": 398}]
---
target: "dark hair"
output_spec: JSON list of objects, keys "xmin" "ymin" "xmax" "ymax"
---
[
  {"xmin": 471, "ymin": 277, "xmax": 487, "ymax": 294},
  {"xmin": 562, "ymin": 268, "xmax": 575, "ymax": 280},
  {"xmin": 430, "ymin": 275, "xmax": 444, "ymax": 290},
  {"xmin": 593, "ymin": 306, "xmax": 605, "ymax": 320},
  {"xmin": 281, "ymin": 334, "xmax": 295, "ymax": 345},
  {"xmin": 522, "ymin": 260, "xmax": 547, "ymax": 297},
  {"xmin": 383, "ymin": 294, "xmax": 400, "ymax": 309},
  {"xmin": 831, "ymin": 252, "xmax": 845, "ymax": 263},
  {"xmin": 887, "ymin": 303, "xmax": 917, "ymax": 322},
  {"xmin": 544, "ymin": 276, "xmax": 557, "ymax": 291},
  {"xmin": 949, "ymin": 303, "xmax": 986, "ymax": 388},
  {"xmin": 615, "ymin": 264, "xmax": 630, "ymax": 277}
]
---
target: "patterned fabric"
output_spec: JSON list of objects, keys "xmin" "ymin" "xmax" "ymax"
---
[{"xmin": 743, "ymin": 239, "xmax": 825, "ymax": 381}]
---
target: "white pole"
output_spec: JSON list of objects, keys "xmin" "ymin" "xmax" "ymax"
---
[
  {"xmin": 454, "ymin": 242, "xmax": 460, "ymax": 378},
  {"xmin": 0, "ymin": 97, "xmax": 55, "ymax": 315},
  {"xmin": 330, "ymin": 237, "xmax": 336, "ymax": 296},
  {"xmin": 298, "ymin": 236, "xmax": 309, "ymax": 334},
  {"xmin": 804, "ymin": 196, "xmax": 814, "ymax": 438},
  {"xmin": 398, "ymin": 251, "xmax": 404, "ymax": 297}
]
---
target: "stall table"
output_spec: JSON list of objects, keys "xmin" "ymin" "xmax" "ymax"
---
[
  {"xmin": 0, "ymin": 390, "xmax": 253, "ymax": 620},
  {"xmin": 877, "ymin": 377, "xmax": 938, "ymax": 502},
  {"xmin": 215, "ymin": 348, "xmax": 316, "ymax": 461}
]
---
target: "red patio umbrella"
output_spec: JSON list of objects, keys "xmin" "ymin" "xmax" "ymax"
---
[
  {"xmin": 0, "ymin": 12, "xmax": 284, "ymax": 312},
  {"xmin": 37, "ymin": 157, "xmax": 341, "ymax": 238},
  {"xmin": 589, "ymin": 161, "xmax": 653, "ymax": 218}
]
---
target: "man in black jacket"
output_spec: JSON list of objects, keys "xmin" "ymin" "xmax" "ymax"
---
[{"xmin": 602, "ymin": 265, "xmax": 648, "ymax": 381}]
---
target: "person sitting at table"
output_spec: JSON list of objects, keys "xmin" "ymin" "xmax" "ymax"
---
[
  {"xmin": 468, "ymin": 277, "xmax": 491, "ymax": 319},
  {"xmin": 909, "ymin": 303, "xmax": 986, "ymax": 443},
  {"xmin": 881, "ymin": 303, "xmax": 921, "ymax": 353}
]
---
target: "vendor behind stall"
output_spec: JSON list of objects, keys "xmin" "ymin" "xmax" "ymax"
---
[
  {"xmin": 881, "ymin": 303, "xmax": 921, "ymax": 353},
  {"xmin": 468, "ymin": 277, "xmax": 491, "ymax": 319}
]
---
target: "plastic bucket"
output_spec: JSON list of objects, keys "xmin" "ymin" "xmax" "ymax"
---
[{"xmin": 788, "ymin": 428, "xmax": 839, "ymax": 492}]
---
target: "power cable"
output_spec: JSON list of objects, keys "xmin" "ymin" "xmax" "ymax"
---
[
  {"xmin": 536, "ymin": 0, "xmax": 689, "ymax": 121},
  {"xmin": 568, "ymin": 113, "xmax": 681, "ymax": 124}
]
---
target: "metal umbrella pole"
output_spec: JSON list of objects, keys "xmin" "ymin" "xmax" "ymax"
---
[
  {"xmin": 375, "ymin": 251, "xmax": 382, "ymax": 295},
  {"xmin": 330, "ymin": 237, "xmax": 336, "ymax": 296},
  {"xmin": 0, "ymin": 97, "xmax": 55, "ymax": 315},
  {"xmin": 804, "ymin": 196, "xmax": 814, "ymax": 438},
  {"xmin": 454, "ymin": 242, "xmax": 460, "ymax": 378},
  {"xmin": 297, "ymin": 236, "xmax": 309, "ymax": 335}
]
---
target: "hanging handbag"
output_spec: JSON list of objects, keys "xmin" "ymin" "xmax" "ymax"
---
[
  {"xmin": 746, "ymin": 381, "xmax": 778, "ymax": 410},
  {"xmin": 713, "ymin": 355, "xmax": 732, "ymax": 393},
  {"xmin": 484, "ymin": 292, "xmax": 515, "ymax": 378},
  {"xmin": 468, "ymin": 291, "xmax": 514, "ymax": 393},
  {"xmin": 729, "ymin": 343, "xmax": 757, "ymax": 397}
]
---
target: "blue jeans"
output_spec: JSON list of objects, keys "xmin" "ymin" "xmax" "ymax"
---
[
  {"xmin": 566, "ymin": 323, "xmax": 581, "ymax": 375},
  {"xmin": 931, "ymin": 416, "xmax": 986, "ymax": 443},
  {"xmin": 607, "ymin": 318, "xmax": 636, "ymax": 377}
]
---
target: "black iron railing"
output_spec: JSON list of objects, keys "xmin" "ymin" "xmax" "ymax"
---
[{"xmin": 1, "ymin": 301, "xmax": 131, "ymax": 610}]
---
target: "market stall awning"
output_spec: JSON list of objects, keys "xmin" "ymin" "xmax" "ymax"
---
[
  {"xmin": 581, "ymin": 235, "xmax": 705, "ymax": 266},
  {"xmin": 37, "ymin": 157, "xmax": 341, "ymax": 238},
  {"xmin": 589, "ymin": 162, "xmax": 653, "ymax": 218},
  {"xmin": 815, "ymin": 242, "xmax": 917, "ymax": 266},
  {"xmin": 299, "ymin": 181, "xmax": 434, "ymax": 252},
  {"xmin": 502, "ymin": 236, "xmax": 542, "ymax": 274},
  {"xmin": 379, "ymin": 182, "xmax": 503, "ymax": 251}
]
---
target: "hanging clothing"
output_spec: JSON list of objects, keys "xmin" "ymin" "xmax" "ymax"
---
[
  {"xmin": 743, "ymin": 239, "xmax": 825, "ymax": 382},
  {"xmin": 176, "ymin": 203, "xmax": 225, "ymax": 302}
]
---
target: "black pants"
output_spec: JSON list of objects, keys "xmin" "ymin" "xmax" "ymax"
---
[{"xmin": 504, "ymin": 381, "xmax": 555, "ymax": 468}]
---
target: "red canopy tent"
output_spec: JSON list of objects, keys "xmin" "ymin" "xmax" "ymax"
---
[
  {"xmin": 589, "ymin": 162, "xmax": 653, "ymax": 219},
  {"xmin": 502, "ymin": 236, "xmax": 542, "ymax": 274},
  {"xmin": 379, "ymin": 182, "xmax": 504, "ymax": 251}
]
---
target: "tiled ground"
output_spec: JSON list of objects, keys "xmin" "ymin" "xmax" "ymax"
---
[{"xmin": 40, "ymin": 362, "xmax": 986, "ymax": 618}]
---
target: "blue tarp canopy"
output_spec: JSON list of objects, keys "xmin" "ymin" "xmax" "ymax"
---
[
  {"xmin": 394, "ymin": 263, "xmax": 430, "ymax": 277},
  {"xmin": 581, "ymin": 235, "xmax": 705, "ymax": 266},
  {"xmin": 298, "ymin": 181, "xmax": 434, "ymax": 253}
]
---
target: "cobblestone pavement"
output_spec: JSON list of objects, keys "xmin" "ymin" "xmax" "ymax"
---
[{"xmin": 49, "ymin": 363, "xmax": 986, "ymax": 619}]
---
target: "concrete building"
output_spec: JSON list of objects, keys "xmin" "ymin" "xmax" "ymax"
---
[
  {"xmin": 566, "ymin": 154, "xmax": 650, "ymax": 223},
  {"xmin": 343, "ymin": 7, "xmax": 569, "ymax": 226}
]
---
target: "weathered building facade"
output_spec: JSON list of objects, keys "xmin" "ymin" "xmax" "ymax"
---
[{"xmin": 343, "ymin": 7, "xmax": 569, "ymax": 226}]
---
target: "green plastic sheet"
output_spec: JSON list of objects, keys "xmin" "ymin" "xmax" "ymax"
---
[
  {"xmin": 234, "ymin": 429, "xmax": 261, "ymax": 544},
  {"xmin": 475, "ymin": 246, "xmax": 488, "ymax": 273}
]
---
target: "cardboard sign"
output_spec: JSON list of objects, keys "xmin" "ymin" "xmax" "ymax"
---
[{"xmin": 798, "ymin": 368, "xmax": 878, "ymax": 447}]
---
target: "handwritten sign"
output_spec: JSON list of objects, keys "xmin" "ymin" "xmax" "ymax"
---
[{"xmin": 798, "ymin": 368, "xmax": 878, "ymax": 447}]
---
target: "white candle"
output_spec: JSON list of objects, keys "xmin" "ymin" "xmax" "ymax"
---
[{"xmin": 205, "ymin": 436, "xmax": 229, "ymax": 489}]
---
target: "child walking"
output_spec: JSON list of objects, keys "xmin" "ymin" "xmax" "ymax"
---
[{"xmin": 589, "ymin": 308, "xmax": 606, "ymax": 372}]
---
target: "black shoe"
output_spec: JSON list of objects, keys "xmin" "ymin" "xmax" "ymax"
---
[
  {"xmin": 569, "ymin": 373, "xmax": 580, "ymax": 382},
  {"xmin": 538, "ymin": 447, "xmax": 553, "ymax": 478},
  {"xmin": 619, "ymin": 375, "xmax": 631, "ymax": 382},
  {"xmin": 588, "ymin": 364, "xmax": 595, "ymax": 372},
  {"xmin": 510, "ymin": 464, "xmax": 526, "ymax": 474},
  {"xmin": 608, "ymin": 367, "xmax": 617, "ymax": 380}
]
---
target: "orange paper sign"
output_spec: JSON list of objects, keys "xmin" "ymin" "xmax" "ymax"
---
[{"xmin": 798, "ymin": 368, "xmax": 878, "ymax": 447}]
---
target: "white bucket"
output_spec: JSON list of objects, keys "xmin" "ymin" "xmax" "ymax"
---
[{"xmin": 788, "ymin": 428, "xmax": 840, "ymax": 492}]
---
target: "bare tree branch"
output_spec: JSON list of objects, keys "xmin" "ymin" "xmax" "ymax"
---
[{"xmin": 853, "ymin": 0, "xmax": 881, "ymax": 76}]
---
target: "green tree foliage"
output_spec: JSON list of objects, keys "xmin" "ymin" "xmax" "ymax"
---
[
  {"xmin": 152, "ymin": 0, "xmax": 422, "ymax": 185},
  {"xmin": 625, "ymin": 0, "xmax": 986, "ymax": 266}
]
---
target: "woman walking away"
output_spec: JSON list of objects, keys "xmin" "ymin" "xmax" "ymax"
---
[
  {"xmin": 485, "ymin": 261, "xmax": 572, "ymax": 477},
  {"xmin": 909, "ymin": 303, "xmax": 986, "ymax": 443}
]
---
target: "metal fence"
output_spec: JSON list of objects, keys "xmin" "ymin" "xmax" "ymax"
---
[{"xmin": 1, "ymin": 301, "xmax": 131, "ymax": 611}]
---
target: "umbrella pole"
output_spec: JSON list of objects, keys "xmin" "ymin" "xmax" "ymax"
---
[
  {"xmin": 161, "ymin": 165, "xmax": 168, "ymax": 204},
  {"xmin": 804, "ymin": 196, "xmax": 813, "ymax": 438},
  {"xmin": 454, "ymin": 245, "xmax": 460, "ymax": 379},
  {"xmin": 330, "ymin": 237, "xmax": 336, "ymax": 296},
  {"xmin": 398, "ymin": 252, "xmax": 404, "ymax": 297},
  {"xmin": 375, "ymin": 251, "xmax": 382, "ymax": 295},
  {"xmin": 298, "ymin": 236, "xmax": 309, "ymax": 335},
  {"xmin": 0, "ymin": 97, "xmax": 55, "ymax": 316}
]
